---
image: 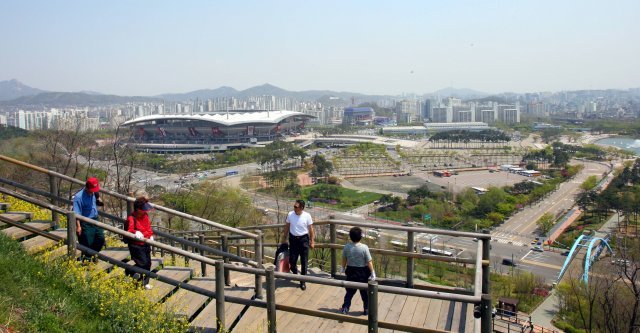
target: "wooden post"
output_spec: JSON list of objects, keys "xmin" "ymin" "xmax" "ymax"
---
[
  {"xmin": 368, "ymin": 280, "xmax": 378, "ymax": 333},
  {"xmin": 66, "ymin": 212, "xmax": 76, "ymax": 257},
  {"xmin": 182, "ymin": 242, "xmax": 189, "ymax": 266},
  {"xmin": 406, "ymin": 230, "xmax": 414, "ymax": 288},
  {"xmin": 330, "ymin": 223, "xmax": 337, "ymax": 278},
  {"xmin": 49, "ymin": 174, "xmax": 59, "ymax": 228},
  {"xmin": 222, "ymin": 234, "xmax": 230, "ymax": 285},
  {"xmin": 170, "ymin": 239, "xmax": 176, "ymax": 264},
  {"xmin": 266, "ymin": 266, "xmax": 277, "ymax": 333},
  {"xmin": 215, "ymin": 261, "xmax": 226, "ymax": 332},
  {"xmin": 200, "ymin": 234, "xmax": 207, "ymax": 277},
  {"xmin": 254, "ymin": 231, "xmax": 263, "ymax": 299}
]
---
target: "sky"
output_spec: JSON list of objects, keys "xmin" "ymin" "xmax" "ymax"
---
[{"xmin": 1, "ymin": 1, "xmax": 639, "ymax": 96}]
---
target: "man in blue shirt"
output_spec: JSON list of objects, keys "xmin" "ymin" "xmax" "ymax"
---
[{"xmin": 73, "ymin": 177, "xmax": 105, "ymax": 261}]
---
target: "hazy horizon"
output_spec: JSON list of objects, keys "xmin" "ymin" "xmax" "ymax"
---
[{"xmin": 1, "ymin": 1, "xmax": 639, "ymax": 96}]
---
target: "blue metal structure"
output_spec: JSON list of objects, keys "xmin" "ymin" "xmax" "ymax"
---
[
  {"xmin": 582, "ymin": 235, "xmax": 613, "ymax": 283},
  {"xmin": 557, "ymin": 233, "xmax": 614, "ymax": 284},
  {"xmin": 557, "ymin": 234, "xmax": 587, "ymax": 283}
]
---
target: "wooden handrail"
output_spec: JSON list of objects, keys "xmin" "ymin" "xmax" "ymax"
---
[{"xmin": 0, "ymin": 154, "xmax": 258, "ymax": 239}]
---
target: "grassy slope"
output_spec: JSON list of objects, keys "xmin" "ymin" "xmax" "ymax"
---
[{"xmin": 0, "ymin": 233, "xmax": 113, "ymax": 332}]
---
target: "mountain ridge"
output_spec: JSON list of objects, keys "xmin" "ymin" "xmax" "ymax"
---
[
  {"xmin": 0, "ymin": 79, "xmax": 46, "ymax": 101},
  {"xmin": 3, "ymin": 79, "xmax": 637, "ymax": 106}
]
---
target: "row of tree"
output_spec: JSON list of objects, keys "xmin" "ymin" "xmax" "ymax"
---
[{"xmin": 428, "ymin": 129, "xmax": 511, "ymax": 149}]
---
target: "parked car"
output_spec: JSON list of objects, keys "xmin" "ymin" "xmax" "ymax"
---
[{"xmin": 502, "ymin": 258, "xmax": 517, "ymax": 266}]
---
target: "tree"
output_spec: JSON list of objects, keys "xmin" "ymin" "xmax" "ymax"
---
[
  {"xmin": 310, "ymin": 153, "xmax": 333, "ymax": 182},
  {"xmin": 406, "ymin": 184, "xmax": 431, "ymax": 205},
  {"xmin": 540, "ymin": 127, "xmax": 563, "ymax": 143},
  {"xmin": 536, "ymin": 212, "xmax": 555, "ymax": 237},
  {"xmin": 580, "ymin": 175, "xmax": 598, "ymax": 192},
  {"xmin": 475, "ymin": 187, "xmax": 509, "ymax": 217},
  {"xmin": 258, "ymin": 140, "xmax": 301, "ymax": 172},
  {"xmin": 162, "ymin": 181, "xmax": 263, "ymax": 228}
]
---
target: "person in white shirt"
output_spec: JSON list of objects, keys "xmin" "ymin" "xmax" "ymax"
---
[{"xmin": 282, "ymin": 199, "xmax": 315, "ymax": 290}]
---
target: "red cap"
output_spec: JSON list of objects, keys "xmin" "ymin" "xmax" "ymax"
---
[{"xmin": 85, "ymin": 177, "xmax": 100, "ymax": 193}]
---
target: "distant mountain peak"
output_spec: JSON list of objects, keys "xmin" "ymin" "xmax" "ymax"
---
[{"xmin": 0, "ymin": 79, "xmax": 46, "ymax": 101}]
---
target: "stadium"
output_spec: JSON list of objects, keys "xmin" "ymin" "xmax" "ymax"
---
[{"xmin": 120, "ymin": 111, "xmax": 315, "ymax": 153}]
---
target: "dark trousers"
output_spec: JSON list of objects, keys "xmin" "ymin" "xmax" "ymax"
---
[
  {"xmin": 79, "ymin": 221, "xmax": 105, "ymax": 261},
  {"xmin": 342, "ymin": 266, "xmax": 371, "ymax": 311},
  {"xmin": 288, "ymin": 233, "xmax": 309, "ymax": 276},
  {"xmin": 127, "ymin": 243, "xmax": 152, "ymax": 285}
]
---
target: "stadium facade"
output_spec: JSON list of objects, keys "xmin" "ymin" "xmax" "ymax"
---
[{"xmin": 120, "ymin": 111, "xmax": 314, "ymax": 153}]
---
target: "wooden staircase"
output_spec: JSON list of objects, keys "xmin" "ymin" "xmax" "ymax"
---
[
  {"xmin": 0, "ymin": 202, "xmax": 475, "ymax": 333},
  {"xmin": 0, "ymin": 204, "xmax": 257, "ymax": 333}
]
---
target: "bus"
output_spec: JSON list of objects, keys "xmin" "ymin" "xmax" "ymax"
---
[
  {"xmin": 421, "ymin": 247, "xmax": 454, "ymax": 257},
  {"xmin": 225, "ymin": 170, "xmax": 239, "ymax": 176},
  {"xmin": 471, "ymin": 187, "xmax": 489, "ymax": 195},
  {"xmin": 433, "ymin": 170, "xmax": 451, "ymax": 177}
]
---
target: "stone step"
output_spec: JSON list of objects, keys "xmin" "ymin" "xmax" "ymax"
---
[
  {"xmin": 20, "ymin": 230, "xmax": 67, "ymax": 254},
  {"xmin": 2, "ymin": 221, "xmax": 52, "ymax": 240},
  {"xmin": 4, "ymin": 211, "xmax": 34, "ymax": 220},
  {"xmin": 162, "ymin": 277, "xmax": 216, "ymax": 320},
  {"xmin": 92, "ymin": 248, "xmax": 131, "ymax": 273},
  {"xmin": 0, "ymin": 212, "xmax": 32, "ymax": 227},
  {"xmin": 147, "ymin": 266, "xmax": 193, "ymax": 303},
  {"xmin": 126, "ymin": 257, "xmax": 164, "ymax": 272}
]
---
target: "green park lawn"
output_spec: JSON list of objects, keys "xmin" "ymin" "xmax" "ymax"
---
[{"xmin": 301, "ymin": 184, "xmax": 383, "ymax": 210}]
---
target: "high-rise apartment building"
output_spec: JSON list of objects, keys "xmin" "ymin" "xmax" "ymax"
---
[{"xmin": 395, "ymin": 100, "xmax": 421, "ymax": 124}]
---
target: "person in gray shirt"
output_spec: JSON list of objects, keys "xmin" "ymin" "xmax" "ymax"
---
[{"xmin": 340, "ymin": 227, "xmax": 376, "ymax": 315}]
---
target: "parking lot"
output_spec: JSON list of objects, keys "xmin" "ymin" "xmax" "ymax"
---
[{"xmin": 349, "ymin": 169, "xmax": 532, "ymax": 195}]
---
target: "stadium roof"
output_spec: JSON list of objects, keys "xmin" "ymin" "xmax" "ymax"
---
[{"xmin": 122, "ymin": 110, "xmax": 312, "ymax": 127}]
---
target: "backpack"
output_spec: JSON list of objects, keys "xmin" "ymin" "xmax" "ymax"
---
[{"xmin": 274, "ymin": 243, "xmax": 290, "ymax": 273}]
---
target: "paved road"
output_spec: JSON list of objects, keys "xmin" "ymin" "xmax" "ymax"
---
[
  {"xmin": 431, "ymin": 159, "xmax": 610, "ymax": 282},
  {"xmin": 497, "ymin": 159, "xmax": 609, "ymax": 245}
]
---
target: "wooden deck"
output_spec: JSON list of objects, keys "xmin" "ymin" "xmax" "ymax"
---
[{"xmin": 230, "ymin": 269, "xmax": 475, "ymax": 333}]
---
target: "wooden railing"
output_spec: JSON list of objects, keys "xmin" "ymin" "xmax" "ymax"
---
[{"xmin": 0, "ymin": 154, "xmax": 494, "ymax": 332}]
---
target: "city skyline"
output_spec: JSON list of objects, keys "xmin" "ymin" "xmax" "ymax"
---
[{"xmin": 1, "ymin": 1, "xmax": 639, "ymax": 96}]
